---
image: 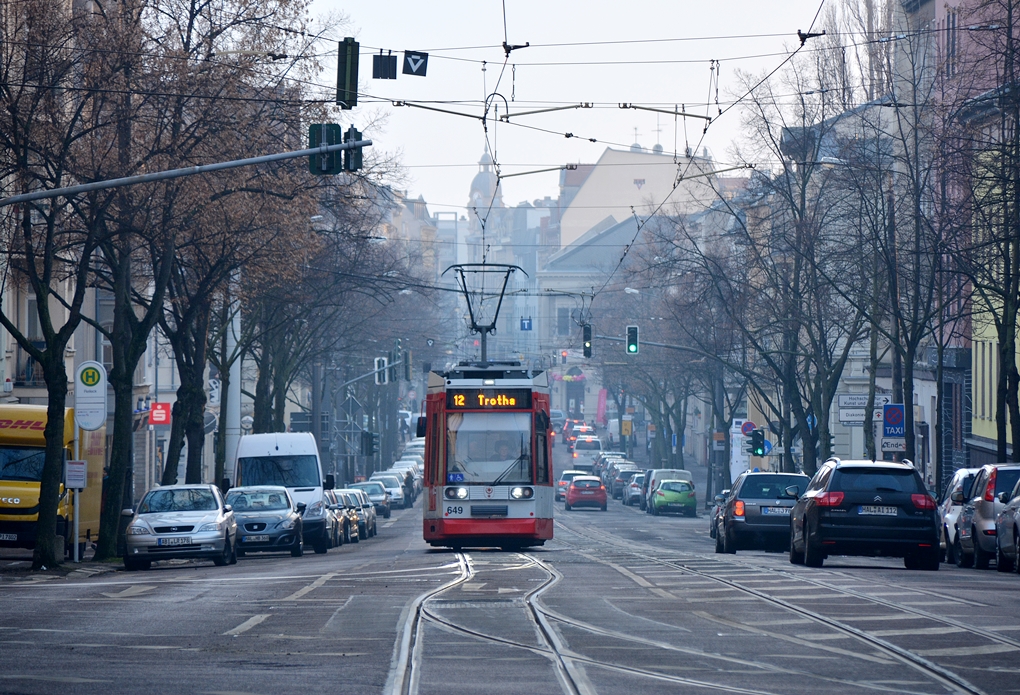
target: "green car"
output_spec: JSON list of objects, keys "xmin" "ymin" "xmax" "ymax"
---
[{"xmin": 650, "ymin": 480, "xmax": 697, "ymax": 517}]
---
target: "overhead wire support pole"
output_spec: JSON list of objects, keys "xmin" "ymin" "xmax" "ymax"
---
[
  {"xmin": 498, "ymin": 103, "xmax": 592, "ymax": 121},
  {"xmin": 618, "ymin": 103, "xmax": 712, "ymax": 122},
  {"xmin": 0, "ymin": 140, "xmax": 372, "ymax": 208},
  {"xmin": 391, "ymin": 101, "xmax": 483, "ymax": 121}
]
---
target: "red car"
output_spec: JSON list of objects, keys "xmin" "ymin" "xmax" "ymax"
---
[{"xmin": 564, "ymin": 476, "xmax": 608, "ymax": 512}]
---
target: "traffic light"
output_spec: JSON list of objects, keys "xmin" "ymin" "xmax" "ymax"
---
[
  {"xmin": 626, "ymin": 325, "xmax": 639, "ymax": 354},
  {"xmin": 750, "ymin": 429, "xmax": 766, "ymax": 457},
  {"xmin": 344, "ymin": 125, "xmax": 363, "ymax": 172},
  {"xmin": 308, "ymin": 123, "xmax": 343, "ymax": 175},
  {"xmin": 370, "ymin": 433, "xmax": 380, "ymax": 455},
  {"xmin": 583, "ymin": 324, "xmax": 592, "ymax": 358},
  {"xmin": 561, "ymin": 350, "xmax": 568, "ymax": 364},
  {"xmin": 360, "ymin": 431, "xmax": 373, "ymax": 456},
  {"xmin": 337, "ymin": 37, "xmax": 359, "ymax": 109},
  {"xmin": 403, "ymin": 350, "xmax": 411, "ymax": 381},
  {"xmin": 388, "ymin": 350, "xmax": 398, "ymax": 383},
  {"xmin": 374, "ymin": 357, "xmax": 388, "ymax": 385}
]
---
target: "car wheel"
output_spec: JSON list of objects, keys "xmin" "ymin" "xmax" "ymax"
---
[
  {"xmin": 789, "ymin": 527, "xmax": 804, "ymax": 565},
  {"xmin": 564, "ymin": 503, "xmax": 572, "ymax": 511},
  {"xmin": 213, "ymin": 536, "xmax": 232, "ymax": 566},
  {"xmin": 291, "ymin": 536, "xmax": 304, "ymax": 557},
  {"xmin": 920, "ymin": 547, "xmax": 940, "ymax": 571},
  {"xmin": 229, "ymin": 537, "xmax": 238, "ymax": 565},
  {"xmin": 709, "ymin": 521, "xmax": 717, "ymax": 539},
  {"xmin": 954, "ymin": 533, "xmax": 973, "ymax": 568},
  {"xmin": 723, "ymin": 529, "xmax": 736, "ymax": 554},
  {"xmin": 236, "ymin": 547, "xmax": 246, "ymax": 558},
  {"xmin": 352, "ymin": 525, "xmax": 361, "ymax": 543},
  {"xmin": 996, "ymin": 538, "xmax": 1014, "ymax": 572},
  {"xmin": 944, "ymin": 526, "xmax": 956, "ymax": 564},
  {"xmin": 973, "ymin": 527, "xmax": 992, "ymax": 569},
  {"xmin": 904, "ymin": 553, "xmax": 919, "ymax": 570},
  {"xmin": 313, "ymin": 534, "xmax": 329, "ymax": 554},
  {"xmin": 715, "ymin": 528, "xmax": 725, "ymax": 553},
  {"xmin": 803, "ymin": 524, "xmax": 823, "ymax": 568},
  {"xmin": 650, "ymin": 504, "xmax": 658, "ymax": 516},
  {"xmin": 123, "ymin": 556, "xmax": 150, "ymax": 571},
  {"xmin": 601, "ymin": 504, "xmax": 608, "ymax": 511},
  {"xmin": 384, "ymin": 508, "xmax": 391, "ymax": 519},
  {"xmin": 1014, "ymin": 531, "xmax": 1020, "ymax": 575}
]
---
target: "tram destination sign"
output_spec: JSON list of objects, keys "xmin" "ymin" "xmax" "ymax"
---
[{"xmin": 447, "ymin": 389, "xmax": 532, "ymax": 410}]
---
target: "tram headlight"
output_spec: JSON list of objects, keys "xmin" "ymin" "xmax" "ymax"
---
[
  {"xmin": 445, "ymin": 487, "xmax": 469, "ymax": 500},
  {"xmin": 510, "ymin": 487, "xmax": 534, "ymax": 500}
]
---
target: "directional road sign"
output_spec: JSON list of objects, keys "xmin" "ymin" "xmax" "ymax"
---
[{"xmin": 403, "ymin": 51, "xmax": 428, "ymax": 76}]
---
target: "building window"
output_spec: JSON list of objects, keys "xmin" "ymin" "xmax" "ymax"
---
[{"xmin": 557, "ymin": 307, "xmax": 570, "ymax": 336}]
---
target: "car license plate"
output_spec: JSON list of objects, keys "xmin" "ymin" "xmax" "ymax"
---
[
  {"xmin": 761, "ymin": 507, "xmax": 790, "ymax": 515},
  {"xmin": 242, "ymin": 535, "xmax": 269, "ymax": 543},
  {"xmin": 581, "ymin": 491, "xmax": 595, "ymax": 495},
  {"xmin": 157, "ymin": 537, "xmax": 192, "ymax": 546},
  {"xmin": 0, "ymin": 533, "xmax": 16, "ymax": 541},
  {"xmin": 859, "ymin": 505, "xmax": 898, "ymax": 516}
]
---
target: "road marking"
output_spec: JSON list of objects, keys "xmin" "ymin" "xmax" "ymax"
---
[
  {"xmin": 223, "ymin": 614, "xmax": 270, "ymax": 636},
  {"xmin": 914, "ymin": 644, "xmax": 1018, "ymax": 657},
  {"xmin": 0, "ymin": 675, "xmax": 108, "ymax": 684},
  {"xmin": 100, "ymin": 585, "xmax": 155, "ymax": 599},
  {"xmin": 283, "ymin": 573, "xmax": 336, "ymax": 601},
  {"xmin": 461, "ymin": 582, "xmax": 487, "ymax": 591},
  {"xmin": 869, "ymin": 626, "xmax": 966, "ymax": 637}
]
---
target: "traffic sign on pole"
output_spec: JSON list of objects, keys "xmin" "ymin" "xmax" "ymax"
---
[
  {"xmin": 883, "ymin": 404, "xmax": 905, "ymax": 438},
  {"xmin": 74, "ymin": 361, "xmax": 107, "ymax": 431}
]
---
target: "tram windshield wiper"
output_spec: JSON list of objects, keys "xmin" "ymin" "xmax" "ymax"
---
[{"xmin": 492, "ymin": 455, "xmax": 529, "ymax": 486}]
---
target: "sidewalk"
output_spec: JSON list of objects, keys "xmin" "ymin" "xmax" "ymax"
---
[{"xmin": 0, "ymin": 546, "xmax": 122, "ymax": 578}]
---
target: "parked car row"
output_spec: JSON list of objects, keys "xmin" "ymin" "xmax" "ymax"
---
[
  {"xmin": 941, "ymin": 463, "xmax": 1020, "ymax": 573},
  {"xmin": 122, "ymin": 480, "xmax": 390, "ymax": 571},
  {"xmin": 558, "ymin": 451, "xmax": 699, "ymax": 517}
]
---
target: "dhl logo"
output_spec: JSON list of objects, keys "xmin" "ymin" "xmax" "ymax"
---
[{"xmin": 0, "ymin": 420, "xmax": 45, "ymax": 430}]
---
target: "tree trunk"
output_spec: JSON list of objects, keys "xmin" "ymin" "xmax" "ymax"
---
[
  {"xmin": 95, "ymin": 373, "xmax": 136, "ymax": 561},
  {"xmin": 34, "ymin": 358, "xmax": 70, "ymax": 569}
]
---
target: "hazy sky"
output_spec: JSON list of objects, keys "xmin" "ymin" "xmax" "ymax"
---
[{"xmin": 312, "ymin": 1, "xmax": 826, "ymax": 218}]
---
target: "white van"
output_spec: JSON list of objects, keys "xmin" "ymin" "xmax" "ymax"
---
[
  {"xmin": 644, "ymin": 468, "xmax": 694, "ymax": 511},
  {"xmin": 231, "ymin": 432, "xmax": 335, "ymax": 554}
]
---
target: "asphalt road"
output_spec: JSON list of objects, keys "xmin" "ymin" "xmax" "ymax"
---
[{"xmin": 2, "ymin": 447, "xmax": 1019, "ymax": 695}]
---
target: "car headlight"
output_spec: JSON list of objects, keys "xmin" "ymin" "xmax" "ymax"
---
[
  {"xmin": 198, "ymin": 521, "xmax": 224, "ymax": 532},
  {"xmin": 445, "ymin": 487, "xmax": 468, "ymax": 500},
  {"xmin": 275, "ymin": 517, "xmax": 297, "ymax": 530},
  {"xmin": 305, "ymin": 501, "xmax": 324, "ymax": 518},
  {"xmin": 127, "ymin": 524, "xmax": 151, "ymax": 535},
  {"xmin": 510, "ymin": 487, "xmax": 534, "ymax": 500}
]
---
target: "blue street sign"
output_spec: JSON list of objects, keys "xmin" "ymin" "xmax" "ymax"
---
[
  {"xmin": 883, "ymin": 403, "xmax": 905, "ymax": 438},
  {"xmin": 806, "ymin": 414, "xmax": 817, "ymax": 432},
  {"xmin": 520, "ymin": 318, "xmax": 532, "ymax": 331},
  {"xmin": 762, "ymin": 439, "xmax": 773, "ymax": 456},
  {"xmin": 671, "ymin": 433, "xmax": 677, "ymax": 448}
]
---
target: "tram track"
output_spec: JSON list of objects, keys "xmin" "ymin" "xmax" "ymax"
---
[{"xmin": 555, "ymin": 518, "xmax": 990, "ymax": 695}]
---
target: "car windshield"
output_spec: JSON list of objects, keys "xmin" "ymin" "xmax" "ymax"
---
[
  {"xmin": 573, "ymin": 479, "xmax": 601, "ymax": 489},
  {"xmin": 559, "ymin": 472, "xmax": 582, "ymax": 482},
  {"xmin": 660, "ymin": 481, "xmax": 692, "ymax": 493},
  {"xmin": 833, "ymin": 469, "xmax": 922, "ymax": 493},
  {"xmin": 352, "ymin": 482, "xmax": 386, "ymax": 496},
  {"xmin": 739, "ymin": 475, "xmax": 809, "ymax": 499},
  {"xmin": 575, "ymin": 439, "xmax": 601, "ymax": 451},
  {"xmin": 0, "ymin": 447, "xmax": 46, "ymax": 482},
  {"xmin": 226, "ymin": 490, "xmax": 290, "ymax": 511},
  {"xmin": 632, "ymin": 476, "xmax": 644, "ymax": 485},
  {"xmin": 237, "ymin": 455, "xmax": 320, "ymax": 488},
  {"xmin": 373, "ymin": 476, "xmax": 402, "ymax": 489},
  {"xmin": 446, "ymin": 411, "xmax": 532, "ymax": 484},
  {"xmin": 139, "ymin": 488, "xmax": 218, "ymax": 513}
]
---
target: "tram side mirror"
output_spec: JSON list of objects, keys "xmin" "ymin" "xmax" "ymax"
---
[
  {"xmin": 416, "ymin": 416, "xmax": 427, "ymax": 438},
  {"xmin": 784, "ymin": 485, "xmax": 801, "ymax": 499},
  {"xmin": 324, "ymin": 474, "xmax": 335, "ymax": 490}
]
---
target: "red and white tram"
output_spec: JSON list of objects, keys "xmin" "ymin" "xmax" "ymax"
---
[{"xmin": 421, "ymin": 362, "xmax": 554, "ymax": 549}]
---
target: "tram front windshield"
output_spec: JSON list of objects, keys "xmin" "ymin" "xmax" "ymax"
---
[{"xmin": 446, "ymin": 412, "xmax": 531, "ymax": 485}]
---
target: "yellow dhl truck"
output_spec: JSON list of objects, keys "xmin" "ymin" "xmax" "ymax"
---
[{"xmin": 0, "ymin": 405, "xmax": 106, "ymax": 557}]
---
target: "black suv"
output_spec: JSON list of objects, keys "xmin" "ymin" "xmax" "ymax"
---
[{"xmin": 789, "ymin": 459, "xmax": 939, "ymax": 570}]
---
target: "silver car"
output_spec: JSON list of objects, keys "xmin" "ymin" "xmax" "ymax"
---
[
  {"xmin": 226, "ymin": 486, "xmax": 304, "ymax": 558},
  {"xmin": 938, "ymin": 467, "xmax": 979, "ymax": 564},
  {"xmin": 340, "ymin": 488, "xmax": 377, "ymax": 539},
  {"xmin": 124, "ymin": 484, "xmax": 238, "ymax": 571},
  {"xmin": 995, "ymin": 478, "xmax": 1020, "ymax": 572},
  {"xmin": 956, "ymin": 464, "xmax": 1020, "ymax": 569}
]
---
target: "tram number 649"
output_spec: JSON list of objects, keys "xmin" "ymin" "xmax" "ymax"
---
[{"xmin": 446, "ymin": 506, "xmax": 464, "ymax": 515}]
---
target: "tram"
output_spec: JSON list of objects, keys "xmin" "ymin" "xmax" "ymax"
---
[{"xmin": 421, "ymin": 361, "xmax": 554, "ymax": 549}]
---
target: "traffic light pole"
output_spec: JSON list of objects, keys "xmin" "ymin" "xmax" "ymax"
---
[{"xmin": 0, "ymin": 140, "xmax": 372, "ymax": 207}]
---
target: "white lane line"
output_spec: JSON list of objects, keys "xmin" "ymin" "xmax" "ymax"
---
[
  {"xmin": 869, "ymin": 626, "xmax": 967, "ymax": 637},
  {"xmin": 915, "ymin": 644, "xmax": 1018, "ymax": 657},
  {"xmin": 223, "ymin": 614, "xmax": 271, "ymax": 636},
  {"xmin": 100, "ymin": 585, "xmax": 155, "ymax": 599},
  {"xmin": 283, "ymin": 573, "xmax": 336, "ymax": 601}
]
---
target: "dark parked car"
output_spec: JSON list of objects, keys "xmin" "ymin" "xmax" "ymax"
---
[
  {"xmin": 789, "ymin": 459, "xmax": 939, "ymax": 570},
  {"xmin": 226, "ymin": 486, "xmax": 304, "ymax": 557},
  {"xmin": 715, "ymin": 472, "xmax": 809, "ymax": 553}
]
